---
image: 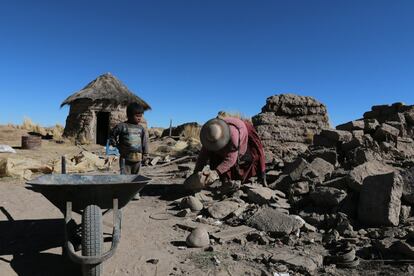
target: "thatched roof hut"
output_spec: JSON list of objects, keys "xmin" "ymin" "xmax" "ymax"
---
[{"xmin": 62, "ymin": 73, "xmax": 151, "ymax": 145}]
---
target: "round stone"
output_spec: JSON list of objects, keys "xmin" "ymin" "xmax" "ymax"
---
[
  {"xmin": 186, "ymin": 227, "xmax": 210, "ymax": 248},
  {"xmin": 181, "ymin": 196, "xmax": 203, "ymax": 211}
]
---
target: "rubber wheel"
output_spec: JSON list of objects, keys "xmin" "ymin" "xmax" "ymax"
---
[{"xmin": 81, "ymin": 205, "xmax": 103, "ymax": 276}]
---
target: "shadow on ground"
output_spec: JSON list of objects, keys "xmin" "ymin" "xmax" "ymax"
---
[
  {"xmin": 0, "ymin": 213, "xmax": 81, "ymax": 275},
  {"xmin": 141, "ymin": 183, "xmax": 192, "ymax": 201}
]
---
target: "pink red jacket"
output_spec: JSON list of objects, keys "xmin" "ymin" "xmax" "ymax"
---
[{"xmin": 195, "ymin": 117, "xmax": 248, "ymax": 175}]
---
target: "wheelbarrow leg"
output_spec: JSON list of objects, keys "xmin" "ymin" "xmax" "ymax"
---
[{"xmin": 62, "ymin": 201, "xmax": 72, "ymax": 256}]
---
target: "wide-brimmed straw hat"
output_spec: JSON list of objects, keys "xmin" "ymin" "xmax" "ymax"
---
[{"xmin": 200, "ymin": 118, "xmax": 230, "ymax": 151}]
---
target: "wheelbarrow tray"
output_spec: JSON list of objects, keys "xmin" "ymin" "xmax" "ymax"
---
[{"xmin": 27, "ymin": 174, "xmax": 151, "ymax": 214}]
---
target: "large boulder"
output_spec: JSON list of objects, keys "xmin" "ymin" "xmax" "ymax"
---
[
  {"xmin": 358, "ymin": 172, "xmax": 403, "ymax": 226},
  {"xmin": 348, "ymin": 161, "xmax": 394, "ymax": 191},
  {"xmin": 252, "ymin": 94, "xmax": 330, "ymax": 163},
  {"xmin": 401, "ymin": 167, "xmax": 414, "ymax": 204}
]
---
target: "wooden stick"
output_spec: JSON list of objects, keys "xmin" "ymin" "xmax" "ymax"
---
[{"xmin": 153, "ymin": 155, "xmax": 194, "ymax": 168}]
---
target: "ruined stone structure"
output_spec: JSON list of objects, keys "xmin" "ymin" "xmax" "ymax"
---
[
  {"xmin": 252, "ymin": 94, "xmax": 330, "ymax": 163},
  {"xmin": 61, "ymin": 73, "xmax": 151, "ymax": 145}
]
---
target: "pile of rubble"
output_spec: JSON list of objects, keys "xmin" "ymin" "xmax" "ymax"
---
[
  {"xmin": 169, "ymin": 100, "xmax": 414, "ymax": 275},
  {"xmin": 253, "ymin": 94, "xmax": 330, "ymax": 163}
]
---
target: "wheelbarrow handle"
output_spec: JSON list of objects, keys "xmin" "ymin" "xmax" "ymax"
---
[{"xmin": 64, "ymin": 199, "xmax": 122, "ymax": 265}]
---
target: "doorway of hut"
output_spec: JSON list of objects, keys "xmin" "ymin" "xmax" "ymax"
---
[{"xmin": 96, "ymin": 112, "xmax": 110, "ymax": 145}]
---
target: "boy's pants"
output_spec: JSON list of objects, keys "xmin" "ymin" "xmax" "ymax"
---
[{"xmin": 120, "ymin": 159, "xmax": 141, "ymax": 175}]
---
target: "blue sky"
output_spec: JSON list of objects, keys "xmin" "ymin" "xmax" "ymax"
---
[{"xmin": 0, "ymin": 0, "xmax": 413, "ymax": 128}]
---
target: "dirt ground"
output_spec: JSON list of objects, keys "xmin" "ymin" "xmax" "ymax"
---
[{"xmin": 1, "ymin": 126, "xmax": 414, "ymax": 276}]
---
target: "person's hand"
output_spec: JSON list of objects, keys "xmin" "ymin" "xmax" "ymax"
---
[{"xmin": 202, "ymin": 169, "xmax": 220, "ymax": 186}]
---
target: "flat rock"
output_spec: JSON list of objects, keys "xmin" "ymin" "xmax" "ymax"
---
[
  {"xmin": 247, "ymin": 207, "xmax": 304, "ymax": 235},
  {"xmin": 207, "ymin": 200, "xmax": 242, "ymax": 219},
  {"xmin": 269, "ymin": 248, "xmax": 323, "ymax": 274},
  {"xmin": 247, "ymin": 186, "xmax": 276, "ymax": 205},
  {"xmin": 210, "ymin": 225, "xmax": 255, "ymax": 242},
  {"xmin": 358, "ymin": 171, "xmax": 403, "ymax": 226},
  {"xmin": 336, "ymin": 120, "xmax": 365, "ymax": 131}
]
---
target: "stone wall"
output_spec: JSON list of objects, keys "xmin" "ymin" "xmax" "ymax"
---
[{"xmin": 252, "ymin": 94, "xmax": 330, "ymax": 163}]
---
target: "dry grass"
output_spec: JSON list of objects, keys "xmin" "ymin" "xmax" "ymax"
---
[
  {"xmin": 20, "ymin": 117, "xmax": 47, "ymax": 135},
  {"xmin": 182, "ymin": 124, "xmax": 201, "ymax": 141},
  {"xmin": 13, "ymin": 117, "xmax": 65, "ymax": 141},
  {"xmin": 217, "ymin": 110, "xmax": 251, "ymax": 121},
  {"xmin": 305, "ymin": 129, "xmax": 314, "ymax": 144},
  {"xmin": 48, "ymin": 124, "xmax": 64, "ymax": 140}
]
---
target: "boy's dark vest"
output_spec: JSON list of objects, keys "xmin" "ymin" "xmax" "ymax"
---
[{"xmin": 118, "ymin": 123, "xmax": 145, "ymax": 161}]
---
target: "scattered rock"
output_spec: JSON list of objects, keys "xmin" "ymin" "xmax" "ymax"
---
[
  {"xmin": 150, "ymin": 156, "xmax": 161, "ymax": 166},
  {"xmin": 400, "ymin": 205, "xmax": 412, "ymax": 223},
  {"xmin": 247, "ymin": 207, "xmax": 304, "ymax": 235},
  {"xmin": 283, "ymin": 158, "xmax": 309, "ymax": 182},
  {"xmin": 208, "ymin": 200, "xmax": 242, "ymax": 219},
  {"xmin": 176, "ymin": 208, "xmax": 192, "ymax": 217},
  {"xmin": 247, "ymin": 186, "xmax": 276, "ymax": 205},
  {"xmin": 210, "ymin": 226, "xmax": 255, "ymax": 242},
  {"xmin": 302, "ymin": 157, "xmax": 334, "ymax": 183},
  {"xmin": 290, "ymin": 181, "xmax": 309, "ymax": 195},
  {"xmin": 181, "ymin": 196, "xmax": 203, "ymax": 211},
  {"xmin": 146, "ymin": 258, "xmax": 159, "ymax": 264},
  {"xmin": 310, "ymin": 187, "xmax": 347, "ymax": 207},
  {"xmin": 186, "ymin": 227, "xmax": 210, "ymax": 248},
  {"xmin": 269, "ymin": 247, "xmax": 323, "ymax": 274}
]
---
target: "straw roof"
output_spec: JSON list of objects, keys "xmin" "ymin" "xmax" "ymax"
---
[{"xmin": 60, "ymin": 73, "xmax": 151, "ymax": 109}]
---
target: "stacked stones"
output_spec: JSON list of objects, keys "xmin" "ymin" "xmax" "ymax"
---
[
  {"xmin": 268, "ymin": 102, "xmax": 414, "ymax": 237},
  {"xmin": 252, "ymin": 94, "xmax": 330, "ymax": 163}
]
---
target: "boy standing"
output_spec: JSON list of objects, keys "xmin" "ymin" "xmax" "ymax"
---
[{"xmin": 109, "ymin": 102, "xmax": 149, "ymax": 175}]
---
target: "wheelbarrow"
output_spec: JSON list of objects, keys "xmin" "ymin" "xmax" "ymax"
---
[{"xmin": 26, "ymin": 173, "xmax": 151, "ymax": 276}]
